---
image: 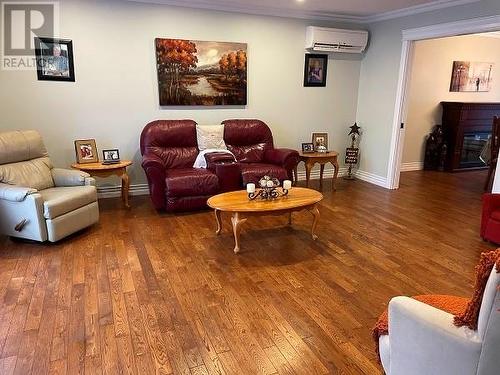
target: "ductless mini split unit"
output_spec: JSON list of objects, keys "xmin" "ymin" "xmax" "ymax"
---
[{"xmin": 305, "ymin": 26, "xmax": 369, "ymax": 53}]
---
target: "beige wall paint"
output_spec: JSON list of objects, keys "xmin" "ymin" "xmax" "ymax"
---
[
  {"xmin": 0, "ymin": 0, "xmax": 361, "ymax": 188},
  {"xmin": 403, "ymin": 35, "xmax": 500, "ymax": 165}
]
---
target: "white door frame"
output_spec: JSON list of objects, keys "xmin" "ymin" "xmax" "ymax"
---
[{"xmin": 386, "ymin": 15, "xmax": 500, "ymax": 189}]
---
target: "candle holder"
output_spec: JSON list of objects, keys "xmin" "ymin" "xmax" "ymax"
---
[{"xmin": 247, "ymin": 176, "xmax": 290, "ymax": 201}]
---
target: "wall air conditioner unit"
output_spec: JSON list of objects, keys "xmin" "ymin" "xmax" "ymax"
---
[{"xmin": 305, "ymin": 26, "xmax": 368, "ymax": 53}]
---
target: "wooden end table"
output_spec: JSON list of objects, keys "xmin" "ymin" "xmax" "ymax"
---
[
  {"xmin": 207, "ymin": 187, "xmax": 323, "ymax": 254},
  {"xmin": 71, "ymin": 161, "xmax": 132, "ymax": 208},
  {"xmin": 295, "ymin": 151, "xmax": 339, "ymax": 190}
]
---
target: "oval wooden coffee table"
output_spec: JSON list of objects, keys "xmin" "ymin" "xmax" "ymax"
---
[{"xmin": 207, "ymin": 187, "xmax": 323, "ymax": 254}]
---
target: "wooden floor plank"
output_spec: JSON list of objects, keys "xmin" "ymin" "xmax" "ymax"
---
[
  {"xmin": 0, "ymin": 356, "xmax": 17, "ymax": 375},
  {"xmin": 67, "ymin": 283, "xmax": 85, "ymax": 375}
]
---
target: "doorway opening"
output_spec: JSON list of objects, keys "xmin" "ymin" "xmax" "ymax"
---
[{"xmin": 386, "ymin": 15, "xmax": 500, "ymax": 190}]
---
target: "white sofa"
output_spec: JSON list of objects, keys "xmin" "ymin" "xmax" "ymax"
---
[
  {"xmin": 379, "ymin": 265, "xmax": 499, "ymax": 375},
  {"xmin": 0, "ymin": 130, "xmax": 99, "ymax": 242}
]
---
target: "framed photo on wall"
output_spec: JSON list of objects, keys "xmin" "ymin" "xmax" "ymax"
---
[
  {"xmin": 304, "ymin": 54, "xmax": 328, "ymax": 87},
  {"xmin": 34, "ymin": 37, "xmax": 75, "ymax": 82},
  {"xmin": 74, "ymin": 139, "xmax": 98, "ymax": 164}
]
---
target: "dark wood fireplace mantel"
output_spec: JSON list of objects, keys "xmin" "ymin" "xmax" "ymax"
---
[{"xmin": 441, "ymin": 102, "xmax": 500, "ymax": 171}]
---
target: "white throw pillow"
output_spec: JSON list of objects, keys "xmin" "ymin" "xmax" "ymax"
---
[{"xmin": 196, "ymin": 125, "xmax": 226, "ymax": 151}]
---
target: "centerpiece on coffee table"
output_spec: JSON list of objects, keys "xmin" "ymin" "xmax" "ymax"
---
[{"xmin": 246, "ymin": 175, "xmax": 292, "ymax": 200}]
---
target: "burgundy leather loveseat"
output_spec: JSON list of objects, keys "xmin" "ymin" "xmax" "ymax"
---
[{"xmin": 140, "ymin": 119, "xmax": 299, "ymax": 212}]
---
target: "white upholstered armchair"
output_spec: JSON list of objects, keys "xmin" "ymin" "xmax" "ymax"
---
[
  {"xmin": 0, "ymin": 130, "xmax": 99, "ymax": 242},
  {"xmin": 379, "ymin": 264, "xmax": 499, "ymax": 375}
]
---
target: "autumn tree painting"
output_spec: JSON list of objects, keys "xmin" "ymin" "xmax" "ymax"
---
[
  {"xmin": 155, "ymin": 38, "xmax": 247, "ymax": 106},
  {"xmin": 219, "ymin": 50, "xmax": 247, "ymax": 81}
]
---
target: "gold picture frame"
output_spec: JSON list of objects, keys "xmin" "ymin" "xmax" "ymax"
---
[
  {"xmin": 74, "ymin": 139, "xmax": 98, "ymax": 164},
  {"xmin": 312, "ymin": 132, "xmax": 328, "ymax": 151}
]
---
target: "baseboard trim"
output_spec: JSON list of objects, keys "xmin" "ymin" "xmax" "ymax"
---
[
  {"xmin": 355, "ymin": 170, "xmax": 388, "ymax": 188},
  {"xmin": 400, "ymin": 162, "xmax": 424, "ymax": 172},
  {"xmin": 97, "ymin": 183, "xmax": 149, "ymax": 198},
  {"xmin": 301, "ymin": 167, "xmax": 388, "ymax": 188},
  {"xmin": 96, "ymin": 167, "xmax": 388, "ymax": 198}
]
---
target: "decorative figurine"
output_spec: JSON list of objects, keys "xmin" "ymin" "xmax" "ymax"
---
[
  {"xmin": 316, "ymin": 145, "xmax": 328, "ymax": 153},
  {"xmin": 344, "ymin": 123, "xmax": 360, "ymax": 180},
  {"xmin": 424, "ymin": 125, "xmax": 446, "ymax": 171}
]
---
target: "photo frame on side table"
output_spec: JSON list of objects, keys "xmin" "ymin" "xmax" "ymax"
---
[
  {"xmin": 312, "ymin": 132, "xmax": 328, "ymax": 151},
  {"xmin": 74, "ymin": 139, "xmax": 98, "ymax": 164},
  {"xmin": 34, "ymin": 37, "xmax": 75, "ymax": 82},
  {"xmin": 102, "ymin": 149, "xmax": 121, "ymax": 164},
  {"xmin": 304, "ymin": 54, "xmax": 328, "ymax": 87},
  {"xmin": 302, "ymin": 143, "xmax": 315, "ymax": 153}
]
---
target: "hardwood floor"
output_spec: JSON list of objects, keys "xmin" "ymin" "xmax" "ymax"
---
[{"xmin": 0, "ymin": 170, "xmax": 495, "ymax": 374}]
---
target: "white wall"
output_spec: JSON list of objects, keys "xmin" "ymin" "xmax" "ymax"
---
[
  {"xmin": 493, "ymin": 166, "xmax": 500, "ymax": 192},
  {"xmin": 0, "ymin": 0, "xmax": 362, "ymax": 188},
  {"xmin": 403, "ymin": 34, "xmax": 500, "ymax": 165},
  {"xmin": 356, "ymin": 0, "xmax": 500, "ymax": 183}
]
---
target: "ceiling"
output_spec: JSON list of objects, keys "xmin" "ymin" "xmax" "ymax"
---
[{"xmin": 128, "ymin": 0, "xmax": 480, "ymax": 22}]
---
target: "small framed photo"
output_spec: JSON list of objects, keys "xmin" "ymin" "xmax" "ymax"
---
[
  {"xmin": 312, "ymin": 132, "xmax": 328, "ymax": 150},
  {"xmin": 102, "ymin": 149, "xmax": 121, "ymax": 164},
  {"xmin": 302, "ymin": 143, "xmax": 315, "ymax": 153},
  {"xmin": 304, "ymin": 54, "xmax": 328, "ymax": 87},
  {"xmin": 34, "ymin": 37, "xmax": 75, "ymax": 82},
  {"xmin": 74, "ymin": 139, "xmax": 98, "ymax": 164}
]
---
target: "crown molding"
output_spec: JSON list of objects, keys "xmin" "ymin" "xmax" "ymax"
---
[
  {"xmin": 128, "ymin": 0, "xmax": 365, "ymax": 22},
  {"xmin": 127, "ymin": 0, "xmax": 481, "ymax": 24},
  {"xmin": 476, "ymin": 31, "xmax": 500, "ymax": 39},
  {"xmin": 364, "ymin": 0, "xmax": 480, "ymax": 23},
  {"xmin": 402, "ymin": 14, "xmax": 500, "ymax": 40}
]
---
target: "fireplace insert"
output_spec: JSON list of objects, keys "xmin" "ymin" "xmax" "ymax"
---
[
  {"xmin": 441, "ymin": 102, "xmax": 500, "ymax": 171},
  {"xmin": 460, "ymin": 132, "xmax": 489, "ymax": 169}
]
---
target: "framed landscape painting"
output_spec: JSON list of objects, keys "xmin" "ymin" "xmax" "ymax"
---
[
  {"xmin": 155, "ymin": 38, "xmax": 247, "ymax": 106},
  {"xmin": 450, "ymin": 61, "xmax": 493, "ymax": 92}
]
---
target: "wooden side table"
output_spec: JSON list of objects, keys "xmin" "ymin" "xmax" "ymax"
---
[
  {"xmin": 71, "ymin": 161, "xmax": 132, "ymax": 208},
  {"xmin": 295, "ymin": 151, "xmax": 339, "ymax": 190}
]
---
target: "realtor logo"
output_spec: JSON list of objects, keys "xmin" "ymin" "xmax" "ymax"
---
[{"xmin": 1, "ymin": 1, "xmax": 59, "ymax": 69}]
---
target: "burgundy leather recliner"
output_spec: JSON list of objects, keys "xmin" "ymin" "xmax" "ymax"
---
[
  {"xmin": 140, "ymin": 119, "xmax": 299, "ymax": 212},
  {"xmin": 481, "ymin": 193, "xmax": 500, "ymax": 244}
]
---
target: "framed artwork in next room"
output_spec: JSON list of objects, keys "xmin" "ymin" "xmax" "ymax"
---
[{"xmin": 450, "ymin": 61, "xmax": 493, "ymax": 92}]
